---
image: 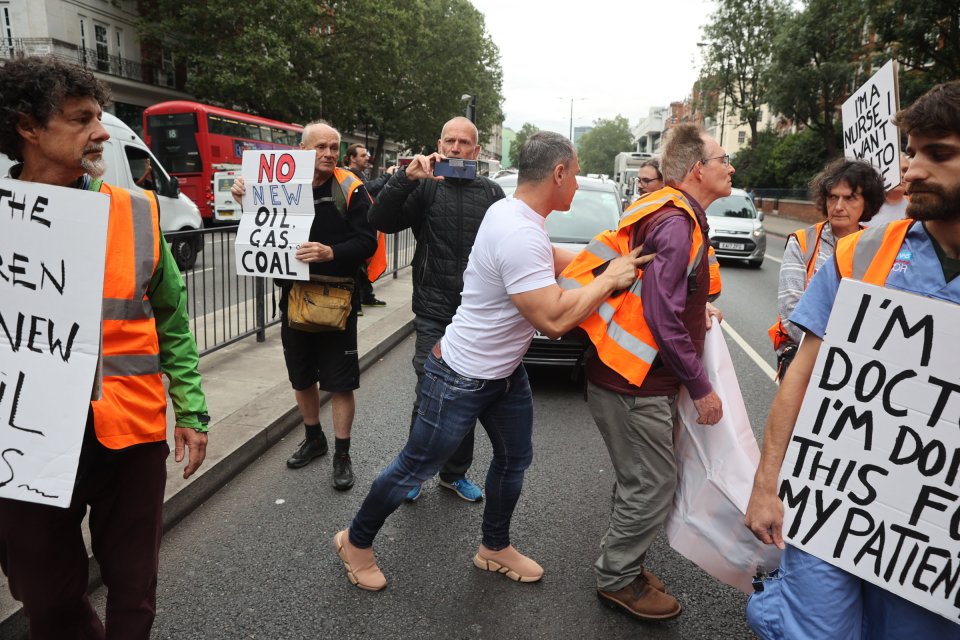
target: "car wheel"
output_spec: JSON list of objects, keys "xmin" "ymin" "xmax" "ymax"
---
[
  {"xmin": 748, "ymin": 257, "xmax": 764, "ymax": 269},
  {"xmin": 171, "ymin": 236, "xmax": 197, "ymax": 270}
]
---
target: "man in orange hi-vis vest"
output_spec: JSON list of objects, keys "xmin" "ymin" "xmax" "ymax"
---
[
  {"xmin": 0, "ymin": 57, "xmax": 209, "ymax": 638},
  {"xmin": 560, "ymin": 123, "xmax": 729, "ymax": 622},
  {"xmin": 745, "ymin": 81, "xmax": 960, "ymax": 639}
]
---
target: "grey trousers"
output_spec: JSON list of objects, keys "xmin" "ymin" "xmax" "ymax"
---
[{"xmin": 587, "ymin": 382, "xmax": 677, "ymax": 592}]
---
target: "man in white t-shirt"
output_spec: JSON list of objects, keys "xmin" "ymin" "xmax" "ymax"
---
[{"xmin": 333, "ymin": 131, "xmax": 651, "ymax": 591}]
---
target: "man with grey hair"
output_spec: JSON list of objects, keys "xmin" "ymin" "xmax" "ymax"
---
[
  {"xmin": 334, "ymin": 131, "xmax": 651, "ymax": 591},
  {"xmin": 574, "ymin": 123, "xmax": 730, "ymax": 621},
  {"xmin": 232, "ymin": 121, "xmax": 377, "ymax": 489},
  {"xmin": 370, "ymin": 115, "xmax": 505, "ymax": 504}
]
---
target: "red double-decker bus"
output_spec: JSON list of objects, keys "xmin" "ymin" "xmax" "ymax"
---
[{"xmin": 143, "ymin": 101, "xmax": 304, "ymax": 223}]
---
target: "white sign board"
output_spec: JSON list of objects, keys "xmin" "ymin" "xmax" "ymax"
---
[
  {"xmin": 842, "ymin": 60, "xmax": 901, "ymax": 192},
  {"xmin": 234, "ymin": 150, "xmax": 315, "ymax": 280},
  {"xmin": 0, "ymin": 179, "xmax": 109, "ymax": 507},
  {"xmin": 781, "ymin": 279, "xmax": 960, "ymax": 623}
]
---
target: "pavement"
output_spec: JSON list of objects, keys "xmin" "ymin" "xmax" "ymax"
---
[
  {"xmin": 0, "ymin": 269, "xmax": 417, "ymax": 638},
  {"xmin": 0, "ymin": 211, "xmax": 812, "ymax": 637}
]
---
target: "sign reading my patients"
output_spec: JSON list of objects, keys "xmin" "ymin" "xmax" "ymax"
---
[
  {"xmin": 235, "ymin": 150, "xmax": 315, "ymax": 280},
  {"xmin": 841, "ymin": 59, "xmax": 901, "ymax": 192},
  {"xmin": 0, "ymin": 179, "xmax": 109, "ymax": 508},
  {"xmin": 781, "ymin": 279, "xmax": 960, "ymax": 623}
]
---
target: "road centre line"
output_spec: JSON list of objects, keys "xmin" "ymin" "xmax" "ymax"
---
[
  {"xmin": 766, "ymin": 254, "xmax": 782, "ymax": 264},
  {"xmin": 719, "ymin": 319, "xmax": 778, "ymax": 383}
]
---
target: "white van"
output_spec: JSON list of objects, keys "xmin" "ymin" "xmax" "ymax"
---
[
  {"xmin": 211, "ymin": 168, "xmax": 241, "ymax": 223},
  {"xmin": 0, "ymin": 112, "xmax": 204, "ymax": 269}
]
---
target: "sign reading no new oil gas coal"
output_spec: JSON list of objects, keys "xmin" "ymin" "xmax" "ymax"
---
[{"xmin": 235, "ymin": 150, "xmax": 315, "ymax": 280}]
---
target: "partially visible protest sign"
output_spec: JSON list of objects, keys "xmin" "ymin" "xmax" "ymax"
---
[
  {"xmin": 234, "ymin": 150, "xmax": 315, "ymax": 280},
  {"xmin": 842, "ymin": 60, "xmax": 901, "ymax": 191},
  {"xmin": 0, "ymin": 179, "xmax": 109, "ymax": 508},
  {"xmin": 781, "ymin": 279, "xmax": 960, "ymax": 623}
]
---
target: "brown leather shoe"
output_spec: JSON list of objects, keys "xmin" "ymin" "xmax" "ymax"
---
[
  {"xmin": 598, "ymin": 576, "xmax": 682, "ymax": 621},
  {"xmin": 643, "ymin": 568, "xmax": 666, "ymax": 593},
  {"xmin": 473, "ymin": 544, "xmax": 544, "ymax": 583},
  {"xmin": 333, "ymin": 529, "xmax": 387, "ymax": 591}
]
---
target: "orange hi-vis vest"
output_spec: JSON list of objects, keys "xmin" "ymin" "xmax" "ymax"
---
[
  {"xmin": 767, "ymin": 221, "xmax": 827, "ymax": 351},
  {"xmin": 91, "ymin": 184, "xmax": 167, "ymax": 449},
  {"xmin": 707, "ymin": 245, "xmax": 722, "ymax": 297},
  {"xmin": 558, "ymin": 187, "xmax": 705, "ymax": 388},
  {"xmin": 834, "ymin": 218, "xmax": 914, "ymax": 284},
  {"xmin": 332, "ymin": 168, "xmax": 386, "ymax": 281}
]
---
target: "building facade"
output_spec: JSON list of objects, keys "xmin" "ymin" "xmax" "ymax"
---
[{"xmin": 0, "ymin": 0, "xmax": 192, "ymax": 134}]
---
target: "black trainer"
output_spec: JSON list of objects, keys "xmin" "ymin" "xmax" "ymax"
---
[
  {"xmin": 286, "ymin": 433, "xmax": 328, "ymax": 469},
  {"xmin": 332, "ymin": 453, "xmax": 355, "ymax": 490},
  {"xmin": 361, "ymin": 296, "xmax": 387, "ymax": 307}
]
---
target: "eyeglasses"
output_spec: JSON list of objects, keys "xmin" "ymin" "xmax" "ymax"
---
[
  {"xmin": 636, "ymin": 176, "xmax": 661, "ymax": 186},
  {"xmin": 702, "ymin": 154, "xmax": 731, "ymax": 166}
]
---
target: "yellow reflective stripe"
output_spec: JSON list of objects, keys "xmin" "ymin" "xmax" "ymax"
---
[
  {"xmin": 103, "ymin": 298, "xmax": 154, "ymax": 320},
  {"xmin": 102, "ymin": 354, "xmax": 161, "ymax": 377},
  {"xmin": 606, "ymin": 318, "xmax": 659, "ymax": 363},
  {"xmin": 852, "ymin": 224, "xmax": 889, "ymax": 280},
  {"xmin": 557, "ymin": 276, "xmax": 580, "ymax": 290}
]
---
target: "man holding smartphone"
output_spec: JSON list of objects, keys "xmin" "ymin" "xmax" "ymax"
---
[{"xmin": 368, "ymin": 116, "xmax": 505, "ymax": 504}]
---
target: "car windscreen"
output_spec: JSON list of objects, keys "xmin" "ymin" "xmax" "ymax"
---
[
  {"xmin": 499, "ymin": 184, "xmax": 620, "ymax": 243},
  {"xmin": 706, "ymin": 194, "xmax": 757, "ymax": 219},
  {"xmin": 146, "ymin": 113, "xmax": 201, "ymax": 174}
]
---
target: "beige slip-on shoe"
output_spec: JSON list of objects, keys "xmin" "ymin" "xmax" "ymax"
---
[
  {"xmin": 473, "ymin": 544, "xmax": 544, "ymax": 583},
  {"xmin": 334, "ymin": 529, "xmax": 387, "ymax": 591}
]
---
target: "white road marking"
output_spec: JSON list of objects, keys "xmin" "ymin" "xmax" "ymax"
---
[
  {"xmin": 766, "ymin": 254, "xmax": 782, "ymax": 264},
  {"xmin": 720, "ymin": 320, "xmax": 777, "ymax": 383}
]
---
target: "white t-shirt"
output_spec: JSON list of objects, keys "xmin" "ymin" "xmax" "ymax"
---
[
  {"xmin": 440, "ymin": 197, "xmax": 557, "ymax": 379},
  {"xmin": 864, "ymin": 197, "xmax": 908, "ymax": 227}
]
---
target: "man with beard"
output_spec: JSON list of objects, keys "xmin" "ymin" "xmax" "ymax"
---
[
  {"xmin": 0, "ymin": 57, "xmax": 209, "ymax": 638},
  {"xmin": 744, "ymin": 80, "xmax": 960, "ymax": 638}
]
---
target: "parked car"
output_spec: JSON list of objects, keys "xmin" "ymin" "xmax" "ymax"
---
[
  {"xmin": 495, "ymin": 173, "xmax": 622, "ymax": 369},
  {"xmin": 706, "ymin": 188, "xmax": 766, "ymax": 268},
  {"xmin": 0, "ymin": 112, "xmax": 204, "ymax": 270}
]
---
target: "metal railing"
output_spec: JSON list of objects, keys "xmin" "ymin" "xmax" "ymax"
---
[
  {"xmin": 165, "ymin": 226, "xmax": 415, "ymax": 357},
  {"xmin": 0, "ymin": 37, "xmax": 179, "ymax": 90}
]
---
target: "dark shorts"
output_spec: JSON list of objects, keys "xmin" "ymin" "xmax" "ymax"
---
[{"xmin": 280, "ymin": 310, "xmax": 360, "ymax": 391}]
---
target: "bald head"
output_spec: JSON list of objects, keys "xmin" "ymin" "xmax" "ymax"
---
[
  {"xmin": 438, "ymin": 116, "xmax": 480, "ymax": 160},
  {"xmin": 300, "ymin": 120, "xmax": 340, "ymax": 183}
]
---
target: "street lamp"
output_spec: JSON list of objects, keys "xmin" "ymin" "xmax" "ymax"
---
[
  {"xmin": 461, "ymin": 94, "xmax": 477, "ymax": 123},
  {"xmin": 561, "ymin": 97, "xmax": 586, "ymax": 141}
]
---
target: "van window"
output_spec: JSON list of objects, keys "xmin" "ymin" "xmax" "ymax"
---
[
  {"xmin": 124, "ymin": 145, "xmax": 170, "ymax": 196},
  {"xmin": 146, "ymin": 112, "xmax": 200, "ymax": 173}
]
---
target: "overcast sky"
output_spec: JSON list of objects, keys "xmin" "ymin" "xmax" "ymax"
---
[{"xmin": 468, "ymin": 0, "xmax": 716, "ymax": 135}]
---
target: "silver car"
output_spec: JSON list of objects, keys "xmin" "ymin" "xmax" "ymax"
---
[
  {"xmin": 496, "ymin": 174, "xmax": 622, "ymax": 368},
  {"xmin": 706, "ymin": 188, "xmax": 766, "ymax": 268}
]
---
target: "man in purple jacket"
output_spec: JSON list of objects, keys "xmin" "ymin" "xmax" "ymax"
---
[{"xmin": 587, "ymin": 123, "xmax": 729, "ymax": 622}]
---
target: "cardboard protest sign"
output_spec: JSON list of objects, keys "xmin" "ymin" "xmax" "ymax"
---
[
  {"xmin": 234, "ymin": 150, "xmax": 315, "ymax": 280},
  {"xmin": 781, "ymin": 279, "xmax": 960, "ymax": 622},
  {"xmin": 0, "ymin": 179, "xmax": 109, "ymax": 507},
  {"xmin": 842, "ymin": 60, "xmax": 901, "ymax": 191}
]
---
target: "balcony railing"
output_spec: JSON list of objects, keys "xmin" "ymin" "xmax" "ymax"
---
[{"xmin": 0, "ymin": 37, "xmax": 179, "ymax": 90}]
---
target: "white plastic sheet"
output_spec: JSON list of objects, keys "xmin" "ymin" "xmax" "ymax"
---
[{"xmin": 664, "ymin": 325, "xmax": 782, "ymax": 594}]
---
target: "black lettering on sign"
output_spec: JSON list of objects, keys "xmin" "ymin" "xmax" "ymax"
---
[
  {"xmin": 0, "ymin": 310, "xmax": 79, "ymax": 362},
  {"xmin": 0, "ymin": 448, "xmax": 23, "ymax": 488},
  {"xmin": 874, "ymin": 304, "xmax": 934, "ymax": 367},
  {"xmin": 0, "ymin": 370, "xmax": 43, "ymax": 435},
  {"xmin": 909, "ymin": 485, "xmax": 959, "ymax": 530},
  {"xmin": 890, "ymin": 425, "xmax": 960, "ymax": 487},
  {"xmin": 779, "ymin": 478, "xmax": 843, "ymax": 543},
  {"xmin": 927, "ymin": 375, "xmax": 960, "ymax": 428}
]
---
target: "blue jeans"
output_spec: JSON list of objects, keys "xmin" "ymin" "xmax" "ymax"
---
[{"xmin": 349, "ymin": 352, "xmax": 534, "ymax": 551}]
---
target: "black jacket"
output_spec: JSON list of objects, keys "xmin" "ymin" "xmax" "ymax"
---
[{"xmin": 369, "ymin": 167, "xmax": 505, "ymax": 323}]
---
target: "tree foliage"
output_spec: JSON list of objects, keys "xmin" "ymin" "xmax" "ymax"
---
[
  {"xmin": 767, "ymin": 0, "xmax": 870, "ymax": 157},
  {"xmin": 698, "ymin": 0, "xmax": 790, "ymax": 147},
  {"xmin": 867, "ymin": 0, "xmax": 960, "ymax": 106},
  {"xmin": 576, "ymin": 116, "xmax": 633, "ymax": 177},
  {"xmin": 733, "ymin": 129, "xmax": 829, "ymax": 190},
  {"xmin": 508, "ymin": 122, "xmax": 540, "ymax": 169},
  {"xmin": 139, "ymin": 0, "xmax": 504, "ymax": 162}
]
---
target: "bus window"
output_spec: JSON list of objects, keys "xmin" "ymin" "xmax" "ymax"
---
[
  {"xmin": 146, "ymin": 113, "xmax": 201, "ymax": 173},
  {"xmin": 243, "ymin": 123, "xmax": 260, "ymax": 140}
]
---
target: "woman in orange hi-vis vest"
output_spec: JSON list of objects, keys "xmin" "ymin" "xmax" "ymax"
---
[{"xmin": 769, "ymin": 159, "xmax": 885, "ymax": 380}]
